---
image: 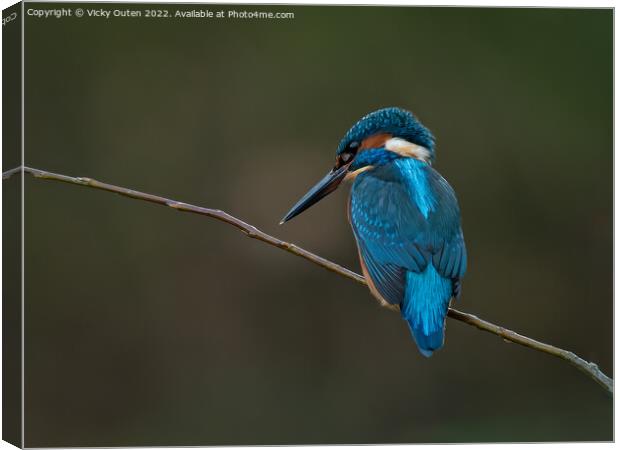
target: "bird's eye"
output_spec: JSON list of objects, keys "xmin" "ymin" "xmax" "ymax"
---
[
  {"xmin": 335, "ymin": 142, "xmax": 359, "ymax": 168},
  {"xmin": 340, "ymin": 151, "xmax": 354, "ymax": 163}
]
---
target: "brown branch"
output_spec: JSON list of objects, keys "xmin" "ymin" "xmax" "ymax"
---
[{"xmin": 4, "ymin": 166, "xmax": 613, "ymax": 396}]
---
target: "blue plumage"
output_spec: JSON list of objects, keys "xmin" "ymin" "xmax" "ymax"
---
[
  {"xmin": 350, "ymin": 157, "xmax": 465, "ymax": 355},
  {"xmin": 337, "ymin": 107, "xmax": 436, "ymax": 160},
  {"xmin": 403, "ymin": 267, "xmax": 452, "ymax": 357},
  {"xmin": 281, "ymin": 107, "xmax": 466, "ymax": 356}
]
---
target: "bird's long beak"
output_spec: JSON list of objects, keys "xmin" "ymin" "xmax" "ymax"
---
[{"xmin": 280, "ymin": 165, "xmax": 349, "ymax": 224}]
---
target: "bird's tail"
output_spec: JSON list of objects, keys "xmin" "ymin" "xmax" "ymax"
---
[{"xmin": 401, "ymin": 265, "xmax": 453, "ymax": 357}]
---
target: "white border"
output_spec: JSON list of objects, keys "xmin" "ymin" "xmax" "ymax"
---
[{"xmin": 0, "ymin": 1, "xmax": 615, "ymax": 450}]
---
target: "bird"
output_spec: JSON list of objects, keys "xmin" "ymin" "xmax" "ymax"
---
[{"xmin": 280, "ymin": 107, "xmax": 466, "ymax": 356}]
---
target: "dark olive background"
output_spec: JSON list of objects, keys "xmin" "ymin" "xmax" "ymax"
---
[{"xmin": 21, "ymin": 4, "xmax": 612, "ymax": 446}]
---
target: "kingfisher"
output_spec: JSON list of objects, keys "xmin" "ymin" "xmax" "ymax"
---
[{"xmin": 280, "ymin": 107, "xmax": 466, "ymax": 356}]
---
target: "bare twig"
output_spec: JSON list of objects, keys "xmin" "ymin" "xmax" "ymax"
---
[
  {"xmin": 4, "ymin": 166, "xmax": 613, "ymax": 396},
  {"xmin": 2, "ymin": 166, "xmax": 22, "ymax": 180}
]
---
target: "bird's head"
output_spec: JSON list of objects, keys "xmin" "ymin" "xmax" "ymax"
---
[{"xmin": 280, "ymin": 107, "xmax": 435, "ymax": 224}]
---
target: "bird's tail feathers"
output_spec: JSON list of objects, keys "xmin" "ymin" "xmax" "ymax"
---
[
  {"xmin": 409, "ymin": 324, "xmax": 445, "ymax": 357},
  {"xmin": 401, "ymin": 266, "xmax": 452, "ymax": 357}
]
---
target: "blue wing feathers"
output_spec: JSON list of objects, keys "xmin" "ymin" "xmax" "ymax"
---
[
  {"xmin": 350, "ymin": 158, "xmax": 466, "ymax": 356},
  {"xmin": 445, "ymin": 248, "xmax": 458, "ymax": 278},
  {"xmin": 360, "ymin": 248, "xmax": 405, "ymax": 305}
]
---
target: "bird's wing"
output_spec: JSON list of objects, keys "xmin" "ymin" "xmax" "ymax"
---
[
  {"xmin": 432, "ymin": 230, "xmax": 467, "ymax": 298},
  {"xmin": 350, "ymin": 170, "xmax": 428, "ymax": 305},
  {"xmin": 428, "ymin": 172, "xmax": 467, "ymax": 297},
  {"xmin": 350, "ymin": 161, "xmax": 466, "ymax": 305}
]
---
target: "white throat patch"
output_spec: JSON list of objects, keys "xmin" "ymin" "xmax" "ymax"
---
[{"xmin": 385, "ymin": 137, "xmax": 432, "ymax": 163}]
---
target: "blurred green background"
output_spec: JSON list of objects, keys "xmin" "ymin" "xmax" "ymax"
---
[{"xmin": 20, "ymin": 4, "xmax": 612, "ymax": 446}]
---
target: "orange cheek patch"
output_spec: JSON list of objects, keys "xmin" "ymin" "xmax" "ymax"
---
[{"xmin": 360, "ymin": 133, "xmax": 392, "ymax": 150}]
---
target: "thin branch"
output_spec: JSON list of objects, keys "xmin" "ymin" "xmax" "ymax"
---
[
  {"xmin": 2, "ymin": 166, "xmax": 22, "ymax": 180},
  {"xmin": 4, "ymin": 165, "xmax": 613, "ymax": 396},
  {"xmin": 447, "ymin": 309, "xmax": 613, "ymax": 395}
]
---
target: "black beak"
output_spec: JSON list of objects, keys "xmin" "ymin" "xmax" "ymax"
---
[{"xmin": 280, "ymin": 165, "xmax": 349, "ymax": 224}]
